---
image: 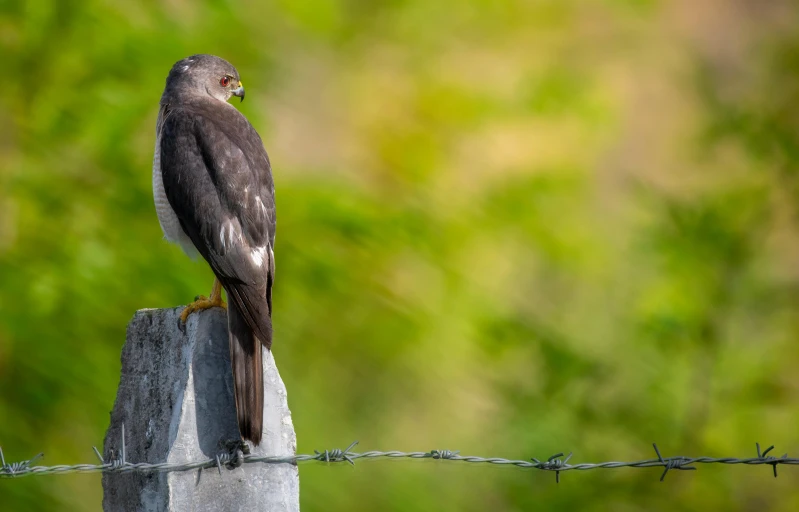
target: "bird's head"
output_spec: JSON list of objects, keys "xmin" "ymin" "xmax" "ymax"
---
[{"xmin": 162, "ymin": 54, "xmax": 245, "ymax": 104}]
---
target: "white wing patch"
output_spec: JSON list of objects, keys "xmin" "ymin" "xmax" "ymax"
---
[
  {"xmin": 228, "ymin": 220, "xmax": 236, "ymax": 246},
  {"xmin": 255, "ymin": 195, "xmax": 270, "ymax": 222},
  {"xmin": 251, "ymin": 246, "xmax": 268, "ymax": 267},
  {"xmin": 220, "ymin": 220, "xmax": 243, "ymax": 251}
]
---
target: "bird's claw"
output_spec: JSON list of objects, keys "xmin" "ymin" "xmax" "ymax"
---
[
  {"xmin": 178, "ymin": 294, "xmax": 227, "ymax": 332},
  {"xmin": 177, "ymin": 279, "xmax": 226, "ymax": 334}
]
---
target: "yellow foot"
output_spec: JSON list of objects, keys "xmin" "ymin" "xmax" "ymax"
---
[
  {"xmin": 179, "ymin": 295, "xmax": 226, "ymax": 323},
  {"xmin": 179, "ymin": 278, "xmax": 227, "ymax": 328}
]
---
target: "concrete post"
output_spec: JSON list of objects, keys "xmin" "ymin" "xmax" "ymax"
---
[{"xmin": 102, "ymin": 307, "xmax": 299, "ymax": 512}]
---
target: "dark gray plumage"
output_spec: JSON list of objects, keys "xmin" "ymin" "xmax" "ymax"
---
[{"xmin": 153, "ymin": 54, "xmax": 275, "ymax": 445}]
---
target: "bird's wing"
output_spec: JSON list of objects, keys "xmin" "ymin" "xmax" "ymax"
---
[{"xmin": 159, "ymin": 102, "xmax": 275, "ymax": 346}]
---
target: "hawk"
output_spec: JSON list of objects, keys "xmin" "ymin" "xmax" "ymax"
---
[{"xmin": 153, "ymin": 55, "xmax": 275, "ymax": 445}]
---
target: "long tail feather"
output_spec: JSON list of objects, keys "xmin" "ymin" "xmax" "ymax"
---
[{"xmin": 228, "ymin": 302, "xmax": 265, "ymax": 445}]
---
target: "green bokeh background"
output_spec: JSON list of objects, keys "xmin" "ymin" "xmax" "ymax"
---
[{"xmin": 2, "ymin": 1, "xmax": 799, "ymax": 510}]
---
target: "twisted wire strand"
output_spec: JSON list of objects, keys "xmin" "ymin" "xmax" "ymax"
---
[{"xmin": 2, "ymin": 437, "xmax": 797, "ymax": 480}]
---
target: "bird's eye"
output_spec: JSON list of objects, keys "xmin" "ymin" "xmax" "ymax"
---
[{"xmin": 220, "ymin": 76, "xmax": 231, "ymax": 87}]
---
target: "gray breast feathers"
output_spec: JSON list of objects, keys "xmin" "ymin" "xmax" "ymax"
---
[{"xmin": 152, "ymin": 118, "xmax": 199, "ymax": 259}]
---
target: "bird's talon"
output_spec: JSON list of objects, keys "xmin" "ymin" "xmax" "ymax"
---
[
  {"xmin": 180, "ymin": 283, "xmax": 226, "ymax": 325},
  {"xmin": 179, "ymin": 305, "xmax": 194, "ymax": 325}
]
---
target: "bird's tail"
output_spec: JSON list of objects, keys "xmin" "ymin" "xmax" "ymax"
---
[{"xmin": 228, "ymin": 302, "xmax": 264, "ymax": 445}]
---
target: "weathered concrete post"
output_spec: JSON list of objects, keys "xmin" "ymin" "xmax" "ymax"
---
[{"xmin": 102, "ymin": 307, "xmax": 299, "ymax": 512}]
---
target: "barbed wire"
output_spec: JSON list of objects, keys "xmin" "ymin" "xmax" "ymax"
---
[{"xmin": 1, "ymin": 425, "xmax": 795, "ymax": 482}]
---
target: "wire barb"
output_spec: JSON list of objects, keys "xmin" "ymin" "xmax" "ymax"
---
[
  {"xmin": 430, "ymin": 449, "xmax": 459, "ymax": 460},
  {"xmin": 652, "ymin": 443, "xmax": 696, "ymax": 481},
  {"xmin": 756, "ymin": 443, "xmax": 785, "ymax": 478},
  {"xmin": 92, "ymin": 446, "xmax": 105, "ymax": 464},
  {"xmin": 105, "ymin": 423, "xmax": 128, "ymax": 471},
  {"xmin": 214, "ymin": 440, "xmax": 248, "ymax": 475},
  {"xmin": 314, "ymin": 441, "xmax": 359, "ymax": 466},
  {"xmin": 532, "ymin": 452, "xmax": 573, "ymax": 483},
  {"xmin": 0, "ymin": 447, "xmax": 44, "ymax": 477}
]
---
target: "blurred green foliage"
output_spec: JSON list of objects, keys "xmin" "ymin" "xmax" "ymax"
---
[{"xmin": 2, "ymin": 1, "xmax": 799, "ymax": 510}]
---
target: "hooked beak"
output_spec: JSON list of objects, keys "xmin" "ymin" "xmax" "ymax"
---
[{"xmin": 232, "ymin": 81, "xmax": 245, "ymax": 102}]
